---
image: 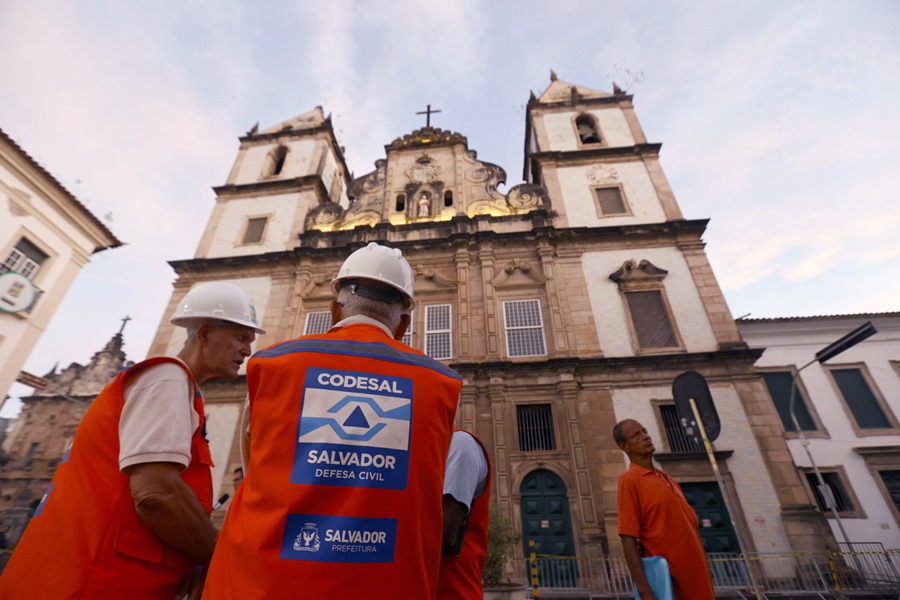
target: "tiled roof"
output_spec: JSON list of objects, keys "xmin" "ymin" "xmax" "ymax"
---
[{"xmin": 0, "ymin": 127, "xmax": 122, "ymax": 250}]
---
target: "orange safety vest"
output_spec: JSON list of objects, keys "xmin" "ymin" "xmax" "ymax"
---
[
  {"xmin": 203, "ymin": 323, "xmax": 462, "ymax": 600},
  {"xmin": 0, "ymin": 357, "xmax": 213, "ymax": 600},
  {"xmin": 438, "ymin": 431, "xmax": 492, "ymax": 600}
]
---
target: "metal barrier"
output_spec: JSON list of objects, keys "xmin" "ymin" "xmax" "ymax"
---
[{"xmin": 509, "ymin": 548, "xmax": 900, "ymax": 597}]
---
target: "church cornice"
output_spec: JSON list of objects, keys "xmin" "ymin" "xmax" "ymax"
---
[
  {"xmin": 450, "ymin": 347, "xmax": 761, "ymax": 375},
  {"xmin": 238, "ymin": 122, "xmax": 332, "ymax": 144},
  {"xmin": 169, "ymin": 217, "xmax": 710, "ymax": 273},
  {"xmin": 528, "ymin": 143, "xmax": 662, "ymax": 163},
  {"xmin": 527, "ymin": 93, "xmax": 633, "ymax": 110},
  {"xmin": 212, "ymin": 175, "xmax": 329, "ymax": 199}
]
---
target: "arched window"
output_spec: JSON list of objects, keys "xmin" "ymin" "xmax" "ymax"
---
[
  {"xmin": 271, "ymin": 146, "xmax": 288, "ymax": 175},
  {"xmin": 444, "ymin": 190, "xmax": 453, "ymax": 207},
  {"xmin": 263, "ymin": 145, "xmax": 289, "ymax": 177},
  {"xmin": 575, "ymin": 114, "xmax": 601, "ymax": 145},
  {"xmin": 395, "ymin": 194, "xmax": 406, "ymax": 212}
]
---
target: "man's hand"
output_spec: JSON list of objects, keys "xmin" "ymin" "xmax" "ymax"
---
[
  {"xmin": 172, "ymin": 566, "xmax": 206, "ymax": 600},
  {"xmin": 127, "ymin": 461, "xmax": 218, "ymax": 566},
  {"xmin": 442, "ymin": 494, "xmax": 468, "ymax": 555},
  {"xmin": 621, "ymin": 535, "xmax": 657, "ymax": 600}
]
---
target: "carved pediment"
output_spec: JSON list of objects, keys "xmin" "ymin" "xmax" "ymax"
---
[
  {"xmin": 301, "ymin": 273, "xmax": 332, "ymax": 298},
  {"xmin": 493, "ymin": 259, "xmax": 548, "ymax": 288},
  {"xmin": 414, "ymin": 264, "xmax": 458, "ymax": 292},
  {"xmin": 609, "ymin": 259, "xmax": 668, "ymax": 285}
]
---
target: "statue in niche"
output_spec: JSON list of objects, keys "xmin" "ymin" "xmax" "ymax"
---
[{"xmin": 417, "ymin": 192, "xmax": 431, "ymax": 217}]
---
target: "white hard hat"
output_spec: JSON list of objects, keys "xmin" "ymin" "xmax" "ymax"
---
[
  {"xmin": 330, "ymin": 242, "xmax": 415, "ymax": 310},
  {"xmin": 170, "ymin": 282, "xmax": 266, "ymax": 334}
]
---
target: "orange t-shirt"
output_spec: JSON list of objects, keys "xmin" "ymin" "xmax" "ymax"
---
[{"xmin": 617, "ymin": 463, "xmax": 714, "ymax": 600}]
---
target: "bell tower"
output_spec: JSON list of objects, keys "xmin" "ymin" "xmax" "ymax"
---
[
  {"xmin": 524, "ymin": 76, "xmax": 683, "ymax": 229},
  {"xmin": 194, "ymin": 107, "xmax": 352, "ymax": 260}
]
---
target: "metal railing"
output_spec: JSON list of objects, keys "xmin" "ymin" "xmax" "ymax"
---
[{"xmin": 508, "ymin": 547, "xmax": 900, "ymax": 597}]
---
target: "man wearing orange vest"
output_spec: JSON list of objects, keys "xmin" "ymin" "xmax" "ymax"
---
[
  {"xmin": 0, "ymin": 282, "xmax": 265, "ymax": 599},
  {"xmin": 439, "ymin": 429, "xmax": 492, "ymax": 599},
  {"xmin": 203, "ymin": 242, "xmax": 462, "ymax": 599}
]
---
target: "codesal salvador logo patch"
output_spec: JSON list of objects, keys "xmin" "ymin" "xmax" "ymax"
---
[
  {"xmin": 293, "ymin": 367, "xmax": 412, "ymax": 489},
  {"xmin": 281, "ymin": 514, "xmax": 397, "ymax": 563}
]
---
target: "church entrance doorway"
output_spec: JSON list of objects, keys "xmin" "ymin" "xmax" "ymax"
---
[{"xmin": 520, "ymin": 469, "xmax": 577, "ymax": 587}]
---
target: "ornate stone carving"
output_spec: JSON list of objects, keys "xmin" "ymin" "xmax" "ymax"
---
[
  {"xmin": 609, "ymin": 259, "xmax": 669, "ymax": 284},
  {"xmin": 493, "ymin": 259, "xmax": 548, "ymax": 288},
  {"xmin": 407, "ymin": 155, "xmax": 442, "ymax": 184},
  {"xmin": 387, "ymin": 126, "xmax": 467, "ymax": 150}
]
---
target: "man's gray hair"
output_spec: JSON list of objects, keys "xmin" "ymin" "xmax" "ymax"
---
[
  {"xmin": 183, "ymin": 318, "xmax": 230, "ymax": 344},
  {"xmin": 337, "ymin": 286, "xmax": 405, "ymax": 333}
]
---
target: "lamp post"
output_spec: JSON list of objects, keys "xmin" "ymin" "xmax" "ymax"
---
[{"xmin": 787, "ymin": 321, "xmax": 877, "ymax": 549}]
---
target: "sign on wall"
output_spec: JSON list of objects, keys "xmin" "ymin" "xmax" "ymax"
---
[{"xmin": 0, "ymin": 272, "xmax": 36, "ymax": 313}]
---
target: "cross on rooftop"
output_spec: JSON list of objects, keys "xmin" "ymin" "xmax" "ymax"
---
[
  {"xmin": 415, "ymin": 104, "xmax": 442, "ymax": 127},
  {"xmin": 118, "ymin": 315, "xmax": 131, "ymax": 335}
]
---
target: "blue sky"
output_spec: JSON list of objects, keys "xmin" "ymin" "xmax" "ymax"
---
[{"xmin": 2, "ymin": 0, "xmax": 898, "ymax": 415}]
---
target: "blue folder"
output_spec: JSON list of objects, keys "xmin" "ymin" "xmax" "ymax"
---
[{"xmin": 633, "ymin": 556, "xmax": 674, "ymax": 600}]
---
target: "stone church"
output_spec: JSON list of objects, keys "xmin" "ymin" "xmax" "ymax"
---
[{"xmin": 3, "ymin": 76, "xmax": 832, "ymax": 575}]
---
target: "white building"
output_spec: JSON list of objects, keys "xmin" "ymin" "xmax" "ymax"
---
[
  {"xmin": 739, "ymin": 313, "xmax": 900, "ymax": 549},
  {"xmin": 0, "ymin": 128, "xmax": 121, "ymax": 401}
]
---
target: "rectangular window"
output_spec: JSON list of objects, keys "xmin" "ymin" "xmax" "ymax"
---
[
  {"xmin": 3, "ymin": 238, "xmax": 48, "ymax": 279},
  {"xmin": 503, "ymin": 299, "xmax": 547, "ymax": 357},
  {"xmin": 594, "ymin": 187, "xmax": 627, "ymax": 215},
  {"xmin": 401, "ymin": 311, "xmax": 413, "ymax": 347},
  {"xmin": 517, "ymin": 404, "xmax": 556, "ymax": 452},
  {"xmin": 425, "ymin": 304, "xmax": 451, "ymax": 359},
  {"xmin": 879, "ymin": 470, "xmax": 900, "ymax": 514},
  {"xmin": 303, "ymin": 311, "xmax": 331, "ymax": 335},
  {"xmin": 242, "ymin": 217, "xmax": 268, "ymax": 244},
  {"xmin": 761, "ymin": 371, "xmax": 818, "ymax": 432},
  {"xmin": 660, "ymin": 404, "xmax": 703, "ymax": 452},
  {"xmin": 804, "ymin": 471, "xmax": 855, "ymax": 513},
  {"xmin": 625, "ymin": 290, "xmax": 678, "ymax": 348},
  {"xmin": 829, "ymin": 367, "xmax": 893, "ymax": 430}
]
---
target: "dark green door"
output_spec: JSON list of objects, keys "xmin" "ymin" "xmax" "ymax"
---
[
  {"xmin": 681, "ymin": 481, "xmax": 744, "ymax": 584},
  {"xmin": 520, "ymin": 469, "xmax": 577, "ymax": 587}
]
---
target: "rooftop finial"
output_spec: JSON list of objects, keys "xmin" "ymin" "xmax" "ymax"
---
[
  {"xmin": 550, "ymin": 69, "xmax": 558, "ymax": 81},
  {"xmin": 118, "ymin": 315, "xmax": 131, "ymax": 336}
]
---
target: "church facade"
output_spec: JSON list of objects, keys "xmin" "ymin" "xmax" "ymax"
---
[{"xmin": 145, "ymin": 77, "xmax": 832, "ymax": 563}]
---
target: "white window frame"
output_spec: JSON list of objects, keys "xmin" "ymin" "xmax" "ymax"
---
[
  {"xmin": 503, "ymin": 299, "xmax": 547, "ymax": 358},
  {"xmin": 424, "ymin": 304, "xmax": 452, "ymax": 360},
  {"xmin": 303, "ymin": 311, "xmax": 332, "ymax": 335},
  {"xmin": 3, "ymin": 247, "xmax": 41, "ymax": 279}
]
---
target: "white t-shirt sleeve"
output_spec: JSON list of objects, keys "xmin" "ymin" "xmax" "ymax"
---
[
  {"xmin": 119, "ymin": 362, "xmax": 199, "ymax": 472},
  {"xmin": 443, "ymin": 430, "xmax": 488, "ymax": 511}
]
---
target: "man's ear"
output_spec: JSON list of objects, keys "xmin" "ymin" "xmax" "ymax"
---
[
  {"xmin": 330, "ymin": 299, "xmax": 342, "ymax": 326},
  {"xmin": 394, "ymin": 313, "xmax": 411, "ymax": 341},
  {"xmin": 197, "ymin": 322, "xmax": 213, "ymax": 345}
]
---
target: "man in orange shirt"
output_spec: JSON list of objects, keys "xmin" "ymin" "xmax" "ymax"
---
[{"xmin": 614, "ymin": 419, "xmax": 715, "ymax": 600}]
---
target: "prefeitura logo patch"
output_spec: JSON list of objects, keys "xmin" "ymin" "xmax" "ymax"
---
[
  {"xmin": 292, "ymin": 368, "xmax": 412, "ymax": 489},
  {"xmin": 281, "ymin": 514, "xmax": 397, "ymax": 563}
]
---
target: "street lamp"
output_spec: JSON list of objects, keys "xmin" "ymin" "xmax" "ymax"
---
[{"xmin": 787, "ymin": 321, "xmax": 877, "ymax": 548}]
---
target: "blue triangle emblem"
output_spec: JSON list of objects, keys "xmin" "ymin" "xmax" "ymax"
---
[{"xmin": 343, "ymin": 405, "xmax": 370, "ymax": 429}]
